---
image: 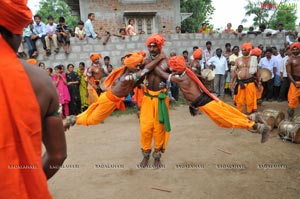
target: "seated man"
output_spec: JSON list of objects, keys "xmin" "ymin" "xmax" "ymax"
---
[
  {"xmin": 56, "ymin": 16, "xmax": 70, "ymax": 54},
  {"xmin": 75, "ymin": 21, "xmax": 85, "ymax": 40},
  {"xmin": 31, "ymin": 14, "xmax": 47, "ymax": 56},
  {"xmin": 45, "ymin": 15, "xmax": 59, "ymax": 55},
  {"xmin": 154, "ymin": 55, "xmax": 270, "ymax": 143}
]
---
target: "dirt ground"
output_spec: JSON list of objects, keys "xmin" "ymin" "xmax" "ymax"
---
[{"xmin": 48, "ymin": 97, "xmax": 300, "ymax": 199}]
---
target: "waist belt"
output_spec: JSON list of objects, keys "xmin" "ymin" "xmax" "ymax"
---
[
  {"xmin": 145, "ymin": 92, "xmax": 171, "ymax": 132},
  {"xmin": 237, "ymin": 77, "xmax": 255, "ymax": 90},
  {"xmin": 293, "ymin": 76, "xmax": 300, "ymax": 81}
]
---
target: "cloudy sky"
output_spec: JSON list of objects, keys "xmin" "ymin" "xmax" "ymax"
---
[{"xmin": 28, "ymin": 0, "xmax": 299, "ymax": 29}]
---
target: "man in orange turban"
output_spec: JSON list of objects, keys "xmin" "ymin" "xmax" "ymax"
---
[
  {"xmin": 189, "ymin": 48, "xmax": 202, "ymax": 78},
  {"xmin": 152, "ymin": 56, "xmax": 270, "ymax": 143},
  {"xmin": 138, "ymin": 34, "xmax": 171, "ymax": 169},
  {"xmin": 231, "ymin": 42, "xmax": 261, "ymax": 114},
  {"xmin": 286, "ymin": 42, "xmax": 300, "ymax": 119},
  {"xmin": 87, "ymin": 53, "xmax": 103, "ymax": 104},
  {"xmin": 64, "ymin": 52, "xmax": 165, "ymax": 127},
  {"xmin": 0, "ymin": 1, "xmax": 67, "ymax": 198}
]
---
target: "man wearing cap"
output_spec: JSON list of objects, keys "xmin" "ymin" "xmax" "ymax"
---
[
  {"xmin": 231, "ymin": 43, "xmax": 259, "ymax": 114},
  {"xmin": 87, "ymin": 53, "xmax": 104, "ymax": 104},
  {"xmin": 0, "ymin": 1, "xmax": 67, "ymax": 198},
  {"xmin": 286, "ymin": 42, "xmax": 300, "ymax": 120},
  {"xmin": 139, "ymin": 34, "xmax": 170, "ymax": 168},
  {"xmin": 152, "ymin": 55, "xmax": 270, "ymax": 143}
]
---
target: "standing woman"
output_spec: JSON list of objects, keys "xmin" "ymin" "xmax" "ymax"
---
[
  {"xmin": 66, "ymin": 64, "xmax": 81, "ymax": 115},
  {"xmin": 77, "ymin": 62, "xmax": 89, "ymax": 112},
  {"xmin": 53, "ymin": 65, "xmax": 71, "ymax": 118},
  {"xmin": 126, "ymin": 19, "xmax": 137, "ymax": 36}
]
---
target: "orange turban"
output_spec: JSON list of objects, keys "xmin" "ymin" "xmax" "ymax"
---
[
  {"xmin": 290, "ymin": 42, "xmax": 300, "ymax": 50},
  {"xmin": 26, "ymin": 58, "xmax": 37, "ymax": 65},
  {"xmin": 90, "ymin": 53, "xmax": 102, "ymax": 62},
  {"xmin": 146, "ymin": 34, "xmax": 165, "ymax": 51},
  {"xmin": 137, "ymin": 50, "xmax": 146, "ymax": 57},
  {"xmin": 241, "ymin": 42, "xmax": 252, "ymax": 53},
  {"xmin": 104, "ymin": 52, "xmax": 144, "ymax": 88},
  {"xmin": 193, "ymin": 49, "xmax": 202, "ymax": 59},
  {"xmin": 250, "ymin": 47, "xmax": 262, "ymax": 57},
  {"xmin": 0, "ymin": 0, "xmax": 32, "ymax": 34},
  {"xmin": 168, "ymin": 56, "xmax": 218, "ymax": 101}
]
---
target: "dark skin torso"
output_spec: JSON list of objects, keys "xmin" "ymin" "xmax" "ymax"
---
[
  {"xmin": 144, "ymin": 57, "xmax": 168, "ymax": 91},
  {"xmin": 155, "ymin": 66, "xmax": 202, "ymax": 103},
  {"xmin": 287, "ymin": 55, "xmax": 300, "ymax": 86},
  {"xmin": 111, "ymin": 70, "xmax": 135, "ymax": 98},
  {"xmin": 20, "ymin": 60, "xmax": 66, "ymax": 180}
]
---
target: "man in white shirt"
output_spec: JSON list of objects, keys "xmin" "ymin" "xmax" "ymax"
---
[
  {"xmin": 75, "ymin": 21, "xmax": 85, "ymax": 40},
  {"xmin": 258, "ymin": 48, "xmax": 277, "ymax": 101},
  {"xmin": 85, "ymin": 13, "xmax": 101, "ymax": 39},
  {"xmin": 278, "ymin": 48, "xmax": 291, "ymax": 102},
  {"xmin": 272, "ymin": 46, "xmax": 283, "ymax": 100},
  {"xmin": 203, "ymin": 41, "xmax": 215, "ymax": 67},
  {"xmin": 207, "ymin": 48, "xmax": 228, "ymax": 97},
  {"xmin": 45, "ymin": 15, "xmax": 58, "ymax": 55}
]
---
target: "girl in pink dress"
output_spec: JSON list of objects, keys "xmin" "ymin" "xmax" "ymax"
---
[{"xmin": 52, "ymin": 65, "xmax": 71, "ymax": 118}]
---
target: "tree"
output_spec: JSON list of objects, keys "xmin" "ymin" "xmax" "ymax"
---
[
  {"xmin": 36, "ymin": 0, "xmax": 79, "ymax": 29},
  {"xmin": 242, "ymin": 0, "xmax": 275, "ymax": 27},
  {"xmin": 269, "ymin": 3, "xmax": 297, "ymax": 31},
  {"xmin": 242, "ymin": 0, "xmax": 297, "ymax": 31},
  {"xmin": 180, "ymin": 0, "xmax": 215, "ymax": 33}
]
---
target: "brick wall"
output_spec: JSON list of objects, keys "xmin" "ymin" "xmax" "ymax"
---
[
  {"xmin": 79, "ymin": 0, "xmax": 179, "ymax": 35},
  {"xmin": 26, "ymin": 33, "xmax": 286, "ymax": 69}
]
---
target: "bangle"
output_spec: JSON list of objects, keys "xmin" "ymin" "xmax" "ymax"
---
[{"xmin": 167, "ymin": 74, "xmax": 172, "ymax": 82}]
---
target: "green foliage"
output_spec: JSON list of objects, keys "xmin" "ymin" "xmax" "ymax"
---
[
  {"xmin": 243, "ymin": 0, "xmax": 275, "ymax": 27},
  {"xmin": 269, "ymin": 4, "xmax": 297, "ymax": 31},
  {"xmin": 180, "ymin": 0, "xmax": 215, "ymax": 33},
  {"xmin": 36, "ymin": 0, "xmax": 79, "ymax": 29},
  {"xmin": 243, "ymin": 0, "xmax": 297, "ymax": 31}
]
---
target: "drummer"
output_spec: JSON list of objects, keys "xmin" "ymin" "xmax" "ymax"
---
[
  {"xmin": 258, "ymin": 48, "xmax": 278, "ymax": 101},
  {"xmin": 87, "ymin": 54, "xmax": 104, "ymax": 104},
  {"xmin": 231, "ymin": 43, "xmax": 260, "ymax": 114},
  {"xmin": 286, "ymin": 42, "xmax": 300, "ymax": 120}
]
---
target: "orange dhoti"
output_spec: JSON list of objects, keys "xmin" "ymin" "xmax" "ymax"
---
[
  {"xmin": 140, "ymin": 88, "xmax": 170, "ymax": 152},
  {"xmin": 288, "ymin": 81, "xmax": 300, "ymax": 108},
  {"xmin": 199, "ymin": 100, "xmax": 255, "ymax": 129},
  {"xmin": 235, "ymin": 82, "xmax": 257, "ymax": 113},
  {"xmin": 76, "ymin": 90, "xmax": 125, "ymax": 126},
  {"xmin": 87, "ymin": 78, "xmax": 100, "ymax": 105},
  {"xmin": 132, "ymin": 86, "xmax": 144, "ymax": 108}
]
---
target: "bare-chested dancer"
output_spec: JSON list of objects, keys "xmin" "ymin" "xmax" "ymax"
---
[
  {"xmin": 286, "ymin": 42, "xmax": 300, "ymax": 120},
  {"xmin": 153, "ymin": 55, "xmax": 270, "ymax": 143},
  {"xmin": 87, "ymin": 53, "xmax": 104, "ymax": 104}
]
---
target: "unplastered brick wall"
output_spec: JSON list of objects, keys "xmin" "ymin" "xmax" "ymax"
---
[
  {"xmin": 80, "ymin": 0, "xmax": 178, "ymax": 35},
  {"xmin": 25, "ymin": 33, "xmax": 285, "ymax": 69}
]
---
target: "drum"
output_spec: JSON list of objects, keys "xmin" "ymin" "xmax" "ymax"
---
[
  {"xmin": 201, "ymin": 69, "xmax": 215, "ymax": 81},
  {"xmin": 200, "ymin": 69, "xmax": 214, "ymax": 92},
  {"xmin": 292, "ymin": 114, "xmax": 300, "ymax": 124},
  {"xmin": 258, "ymin": 68, "xmax": 272, "ymax": 82},
  {"xmin": 278, "ymin": 120, "xmax": 300, "ymax": 143},
  {"xmin": 262, "ymin": 109, "xmax": 285, "ymax": 128},
  {"xmin": 262, "ymin": 115, "xmax": 275, "ymax": 130}
]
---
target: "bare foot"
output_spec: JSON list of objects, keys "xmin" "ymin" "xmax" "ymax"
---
[
  {"xmin": 139, "ymin": 157, "xmax": 149, "ymax": 168},
  {"xmin": 154, "ymin": 159, "xmax": 163, "ymax": 169}
]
